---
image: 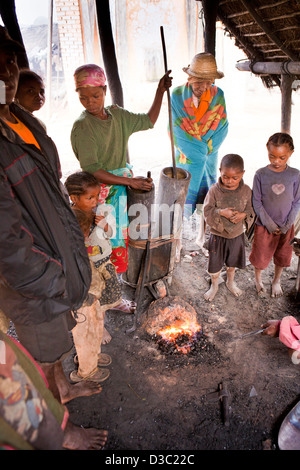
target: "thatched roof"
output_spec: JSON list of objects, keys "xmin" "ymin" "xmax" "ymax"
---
[{"xmin": 202, "ymin": 0, "xmax": 300, "ymax": 88}]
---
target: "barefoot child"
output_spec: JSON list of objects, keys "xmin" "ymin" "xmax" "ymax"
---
[
  {"xmin": 203, "ymin": 154, "xmax": 254, "ymax": 301},
  {"xmin": 249, "ymin": 132, "xmax": 300, "ymax": 297},
  {"xmin": 65, "ymin": 171, "xmax": 123, "ymax": 383}
]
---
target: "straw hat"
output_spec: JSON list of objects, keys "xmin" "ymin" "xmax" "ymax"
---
[{"xmin": 183, "ymin": 53, "xmax": 224, "ymax": 80}]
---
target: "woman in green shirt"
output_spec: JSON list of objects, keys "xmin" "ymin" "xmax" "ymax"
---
[{"xmin": 71, "ymin": 64, "xmax": 172, "ymax": 276}]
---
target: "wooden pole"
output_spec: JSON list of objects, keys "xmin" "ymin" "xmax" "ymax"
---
[
  {"xmin": 160, "ymin": 26, "xmax": 177, "ymax": 179},
  {"xmin": 95, "ymin": 0, "xmax": 126, "ymax": 160},
  {"xmin": 281, "ymin": 74, "xmax": 293, "ymax": 134},
  {"xmin": 0, "ymin": 0, "xmax": 29, "ymax": 69},
  {"xmin": 202, "ymin": 0, "xmax": 219, "ymax": 56},
  {"xmin": 95, "ymin": 0, "xmax": 124, "ymax": 108}
]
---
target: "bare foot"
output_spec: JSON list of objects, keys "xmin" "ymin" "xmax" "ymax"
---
[
  {"xmin": 226, "ymin": 281, "xmax": 243, "ymax": 297},
  {"xmin": 271, "ymin": 281, "xmax": 283, "ymax": 298},
  {"xmin": 63, "ymin": 422, "xmax": 108, "ymax": 450},
  {"xmin": 199, "ymin": 245, "xmax": 209, "ymax": 257},
  {"xmin": 102, "ymin": 327, "xmax": 112, "ymax": 344},
  {"xmin": 61, "ymin": 381, "xmax": 102, "ymax": 404},
  {"xmin": 204, "ymin": 285, "xmax": 218, "ymax": 301},
  {"xmin": 255, "ymin": 281, "xmax": 266, "ymax": 296},
  {"xmin": 110, "ymin": 298, "xmax": 136, "ymax": 313}
]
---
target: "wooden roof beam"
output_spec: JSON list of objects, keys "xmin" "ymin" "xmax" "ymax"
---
[
  {"xmin": 267, "ymin": 12, "xmax": 300, "ymax": 21},
  {"xmin": 257, "ymin": 0, "xmax": 291, "ymax": 10},
  {"xmin": 236, "ymin": 21, "xmax": 256, "ymax": 28},
  {"xmin": 275, "ymin": 25, "xmax": 300, "ymax": 33},
  {"xmin": 226, "ymin": 10, "xmax": 249, "ymax": 19},
  {"xmin": 240, "ymin": 0, "xmax": 299, "ymax": 61},
  {"xmin": 236, "ymin": 60, "xmax": 300, "ymax": 75},
  {"xmin": 243, "ymin": 31, "xmax": 268, "ymax": 37}
]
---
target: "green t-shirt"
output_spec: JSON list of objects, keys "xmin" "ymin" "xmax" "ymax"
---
[{"xmin": 70, "ymin": 105, "xmax": 153, "ymax": 173}]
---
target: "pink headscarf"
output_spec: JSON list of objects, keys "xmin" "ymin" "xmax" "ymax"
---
[
  {"xmin": 74, "ymin": 64, "xmax": 106, "ymax": 90},
  {"xmin": 279, "ymin": 316, "xmax": 300, "ymax": 351}
]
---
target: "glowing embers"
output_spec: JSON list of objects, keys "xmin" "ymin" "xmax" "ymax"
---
[
  {"xmin": 143, "ymin": 296, "xmax": 210, "ymax": 357},
  {"xmin": 156, "ymin": 318, "xmax": 203, "ymax": 355}
]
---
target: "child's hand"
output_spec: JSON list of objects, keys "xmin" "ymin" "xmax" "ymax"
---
[
  {"xmin": 219, "ymin": 207, "xmax": 236, "ymax": 220},
  {"xmin": 95, "ymin": 213, "xmax": 109, "ymax": 232},
  {"xmin": 230, "ymin": 211, "xmax": 246, "ymax": 224},
  {"xmin": 272, "ymin": 227, "xmax": 282, "ymax": 235},
  {"xmin": 95, "ymin": 214, "xmax": 105, "ymax": 225}
]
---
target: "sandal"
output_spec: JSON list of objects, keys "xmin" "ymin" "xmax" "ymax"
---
[
  {"xmin": 110, "ymin": 298, "xmax": 136, "ymax": 314},
  {"xmin": 74, "ymin": 353, "xmax": 112, "ymax": 367},
  {"xmin": 70, "ymin": 367, "xmax": 110, "ymax": 383}
]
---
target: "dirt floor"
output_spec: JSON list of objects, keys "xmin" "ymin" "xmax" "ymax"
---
[
  {"xmin": 28, "ymin": 46, "xmax": 300, "ymax": 452},
  {"xmin": 63, "ymin": 226, "xmax": 300, "ymax": 452}
]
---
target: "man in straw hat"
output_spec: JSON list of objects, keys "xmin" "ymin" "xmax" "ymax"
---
[{"xmin": 171, "ymin": 52, "xmax": 228, "ymax": 255}]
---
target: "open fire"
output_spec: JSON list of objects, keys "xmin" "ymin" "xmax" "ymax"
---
[
  {"xmin": 143, "ymin": 296, "xmax": 211, "ymax": 357},
  {"xmin": 156, "ymin": 319, "xmax": 202, "ymax": 354}
]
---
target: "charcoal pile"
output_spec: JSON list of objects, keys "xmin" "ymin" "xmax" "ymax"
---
[{"xmin": 153, "ymin": 328, "xmax": 209, "ymax": 356}]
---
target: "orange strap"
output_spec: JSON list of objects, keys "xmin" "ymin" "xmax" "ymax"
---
[
  {"xmin": 4, "ymin": 114, "xmax": 40, "ymax": 149},
  {"xmin": 192, "ymin": 89, "xmax": 211, "ymax": 122}
]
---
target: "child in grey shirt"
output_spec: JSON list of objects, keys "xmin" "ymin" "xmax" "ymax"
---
[
  {"xmin": 250, "ymin": 133, "xmax": 300, "ymax": 297},
  {"xmin": 203, "ymin": 154, "xmax": 254, "ymax": 301}
]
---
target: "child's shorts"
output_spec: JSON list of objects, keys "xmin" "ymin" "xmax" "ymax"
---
[
  {"xmin": 249, "ymin": 224, "xmax": 294, "ymax": 270},
  {"xmin": 207, "ymin": 233, "xmax": 246, "ymax": 274}
]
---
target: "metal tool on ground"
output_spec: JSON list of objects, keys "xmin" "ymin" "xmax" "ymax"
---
[
  {"xmin": 205, "ymin": 381, "xmax": 230, "ymax": 426},
  {"xmin": 239, "ymin": 328, "xmax": 266, "ymax": 339},
  {"xmin": 160, "ymin": 25, "xmax": 177, "ymax": 180}
]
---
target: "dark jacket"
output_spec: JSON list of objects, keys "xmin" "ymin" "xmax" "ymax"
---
[{"xmin": 0, "ymin": 103, "xmax": 91, "ymax": 326}]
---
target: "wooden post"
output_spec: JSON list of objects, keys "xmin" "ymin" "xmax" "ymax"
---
[
  {"xmin": 281, "ymin": 74, "xmax": 293, "ymax": 134},
  {"xmin": 202, "ymin": 0, "xmax": 220, "ymax": 56},
  {"xmin": 0, "ymin": 0, "xmax": 29, "ymax": 68},
  {"xmin": 95, "ymin": 0, "xmax": 124, "ymax": 108}
]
